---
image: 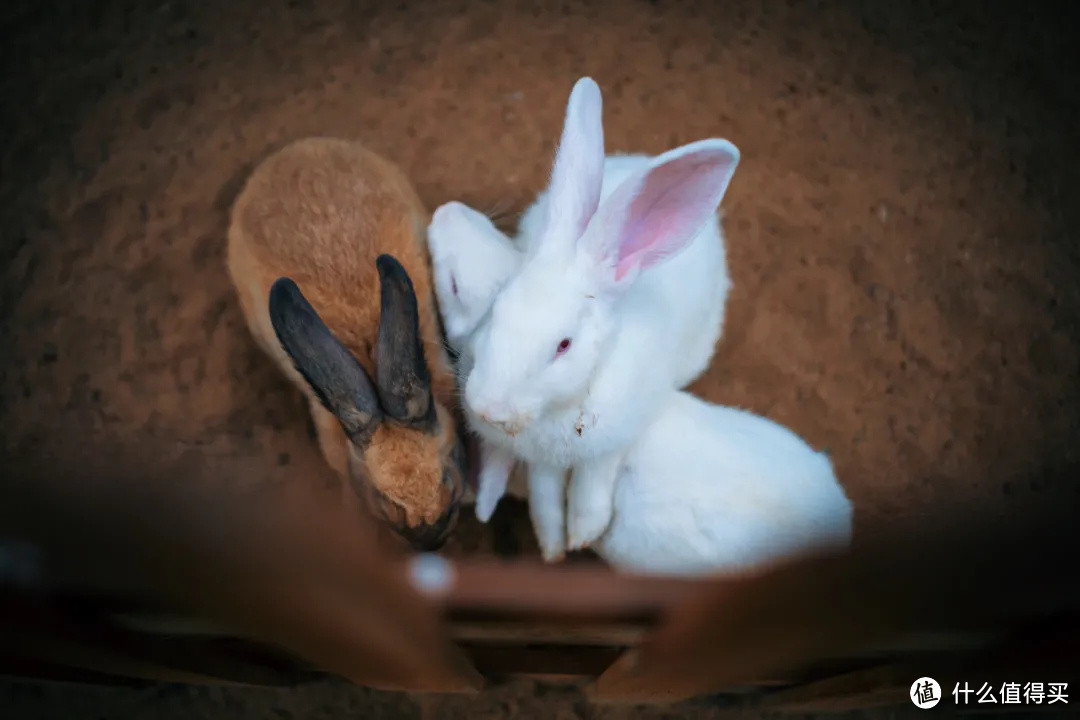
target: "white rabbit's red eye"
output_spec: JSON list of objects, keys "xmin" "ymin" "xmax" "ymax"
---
[{"xmin": 554, "ymin": 338, "xmax": 572, "ymax": 359}]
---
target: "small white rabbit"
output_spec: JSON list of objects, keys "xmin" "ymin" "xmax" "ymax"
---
[
  {"xmin": 428, "ymin": 201, "xmax": 529, "ymax": 518},
  {"xmin": 428, "ymin": 203, "xmax": 853, "ymax": 576},
  {"xmin": 462, "ymin": 77, "xmax": 740, "ymax": 559},
  {"xmin": 593, "ymin": 393, "xmax": 853, "ymax": 576}
]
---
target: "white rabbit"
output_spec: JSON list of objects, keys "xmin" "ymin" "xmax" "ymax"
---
[
  {"xmin": 593, "ymin": 393, "xmax": 853, "ymax": 576},
  {"xmin": 427, "ymin": 201, "xmax": 529, "ymax": 518},
  {"xmin": 462, "ymin": 77, "xmax": 740, "ymax": 559},
  {"xmin": 426, "ymin": 155, "xmax": 735, "ymax": 528},
  {"xmin": 426, "ymin": 161, "xmax": 715, "ymax": 526},
  {"xmin": 428, "ymin": 203, "xmax": 853, "ymax": 577}
]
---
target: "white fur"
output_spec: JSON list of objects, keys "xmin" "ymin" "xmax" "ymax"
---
[
  {"xmin": 428, "ymin": 201, "xmax": 523, "ymax": 353},
  {"xmin": 428, "ymin": 148, "xmax": 731, "ymax": 528},
  {"xmin": 595, "ymin": 393, "xmax": 853, "ymax": 576},
  {"xmin": 427, "ymin": 201, "xmax": 529, "ymax": 516},
  {"xmin": 428, "ymin": 203, "xmax": 853, "ymax": 576},
  {"xmin": 462, "ymin": 77, "xmax": 739, "ymax": 558},
  {"xmin": 427, "ymin": 160, "xmax": 686, "ymax": 522}
]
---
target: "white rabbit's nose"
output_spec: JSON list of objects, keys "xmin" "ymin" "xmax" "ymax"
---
[
  {"xmin": 475, "ymin": 403, "xmax": 512, "ymax": 424},
  {"xmin": 486, "ymin": 415, "xmax": 529, "ymax": 437},
  {"xmin": 472, "ymin": 401, "xmax": 529, "ymax": 437}
]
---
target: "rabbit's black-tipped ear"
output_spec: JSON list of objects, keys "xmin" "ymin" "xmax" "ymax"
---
[
  {"xmin": 269, "ymin": 277, "xmax": 382, "ymax": 445},
  {"xmin": 375, "ymin": 254, "xmax": 437, "ymax": 430}
]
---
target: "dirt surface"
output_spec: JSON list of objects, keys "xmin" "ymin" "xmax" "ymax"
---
[
  {"xmin": 3, "ymin": 0, "xmax": 1080, "ymax": 715},
  {"xmin": 0, "ymin": 676, "xmax": 935, "ymax": 720}
]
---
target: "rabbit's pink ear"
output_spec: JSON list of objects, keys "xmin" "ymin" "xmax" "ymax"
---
[
  {"xmin": 588, "ymin": 139, "xmax": 740, "ymax": 285},
  {"xmin": 541, "ymin": 77, "xmax": 605, "ymax": 248}
]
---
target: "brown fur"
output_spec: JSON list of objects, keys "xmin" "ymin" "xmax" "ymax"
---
[
  {"xmin": 226, "ymin": 137, "xmax": 460, "ymax": 530},
  {"xmin": 358, "ymin": 404, "xmax": 455, "ymax": 526}
]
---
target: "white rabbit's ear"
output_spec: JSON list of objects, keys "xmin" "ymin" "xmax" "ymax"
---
[
  {"xmin": 541, "ymin": 77, "xmax": 605, "ymax": 249},
  {"xmin": 429, "ymin": 201, "xmax": 510, "ymax": 264},
  {"xmin": 585, "ymin": 139, "xmax": 740, "ymax": 286},
  {"xmin": 428, "ymin": 201, "xmax": 520, "ymax": 345},
  {"xmin": 428, "ymin": 201, "xmax": 519, "ymax": 292}
]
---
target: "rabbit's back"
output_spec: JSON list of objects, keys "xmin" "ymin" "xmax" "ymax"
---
[
  {"xmin": 227, "ymin": 138, "xmax": 446, "ymax": 387},
  {"xmin": 598, "ymin": 393, "xmax": 852, "ymax": 576}
]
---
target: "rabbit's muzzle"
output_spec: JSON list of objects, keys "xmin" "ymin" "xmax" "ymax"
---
[
  {"xmin": 476, "ymin": 409, "xmax": 531, "ymax": 438},
  {"xmin": 353, "ymin": 464, "xmax": 464, "ymax": 553}
]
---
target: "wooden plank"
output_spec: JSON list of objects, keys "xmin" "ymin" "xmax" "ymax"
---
[
  {"xmin": 448, "ymin": 620, "xmax": 647, "ymax": 646},
  {"xmin": 759, "ymin": 662, "xmax": 916, "ymax": 712},
  {"xmin": 0, "ymin": 441, "xmax": 484, "ymax": 693},
  {"xmin": 421, "ymin": 556, "xmax": 699, "ymax": 621},
  {"xmin": 758, "ymin": 620, "xmax": 1080, "ymax": 714},
  {"xmin": 592, "ymin": 498, "xmax": 1080, "ymax": 703},
  {"xmin": 0, "ymin": 656, "xmax": 155, "ymax": 687},
  {"xmin": 460, "ymin": 643, "xmax": 624, "ymax": 679},
  {"xmin": 8, "ymin": 434, "xmax": 1076, "ymax": 697},
  {"xmin": 0, "ymin": 593, "xmax": 314, "ymax": 686}
]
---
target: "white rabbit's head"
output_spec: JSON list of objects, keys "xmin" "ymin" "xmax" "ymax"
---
[
  {"xmin": 464, "ymin": 77, "xmax": 740, "ymax": 437},
  {"xmin": 427, "ymin": 201, "xmax": 521, "ymax": 354}
]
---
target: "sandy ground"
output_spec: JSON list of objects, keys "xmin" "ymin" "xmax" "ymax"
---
[{"xmin": 2, "ymin": 0, "xmax": 1079, "ymax": 716}]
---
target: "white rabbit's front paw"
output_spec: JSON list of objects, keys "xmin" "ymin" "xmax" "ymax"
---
[
  {"xmin": 567, "ymin": 498, "xmax": 613, "ymax": 551},
  {"xmin": 527, "ymin": 463, "xmax": 569, "ymax": 563},
  {"xmin": 536, "ymin": 525, "xmax": 567, "ymax": 563},
  {"xmin": 474, "ymin": 442, "xmax": 516, "ymax": 523},
  {"xmin": 566, "ymin": 455, "xmax": 621, "ymax": 550},
  {"xmin": 533, "ymin": 494, "xmax": 568, "ymax": 562}
]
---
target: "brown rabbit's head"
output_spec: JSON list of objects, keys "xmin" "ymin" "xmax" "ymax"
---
[{"xmin": 268, "ymin": 255, "xmax": 464, "ymax": 551}]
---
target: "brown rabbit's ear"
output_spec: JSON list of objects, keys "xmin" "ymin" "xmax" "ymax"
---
[
  {"xmin": 269, "ymin": 277, "xmax": 383, "ymax": 445},
  {"xmin": 374, "ymin": 254, "xmax": 436, "ymax": 430}
]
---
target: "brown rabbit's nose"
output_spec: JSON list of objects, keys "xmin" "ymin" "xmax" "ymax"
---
[
  {"xmin": 399, "ymin": 502, "xmax": 459, "ymax": 552},
  {"xmin": 396, "ymin": 465, "xmax": 463, "ymax": 551}
]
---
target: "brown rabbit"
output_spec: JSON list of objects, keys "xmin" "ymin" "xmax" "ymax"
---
[{"xmin": 226, "ymin": 137, "xmax": 464, "ymax": 550}]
